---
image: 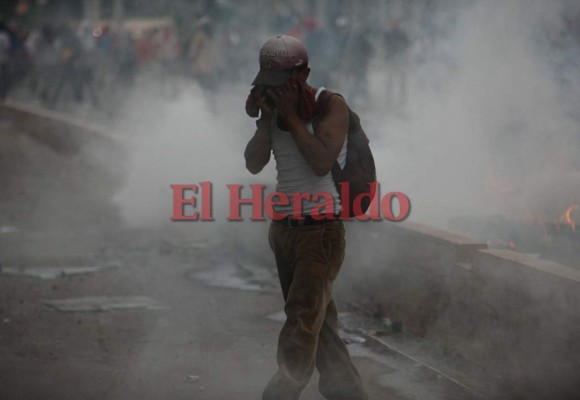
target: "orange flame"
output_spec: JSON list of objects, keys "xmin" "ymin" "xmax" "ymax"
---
[{"xmin": 558, "ymin": 204, "xmax": 578, "ymax": 231}]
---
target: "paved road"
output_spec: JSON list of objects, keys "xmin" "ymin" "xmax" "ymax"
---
[{"xmin": 0, "ymin": 117, "xmax": 484, "ymax": 400}]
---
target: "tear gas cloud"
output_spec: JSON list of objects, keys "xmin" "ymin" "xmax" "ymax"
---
[
  {"xmin": 25, "ymin": 1, "xmax": 579, "ymax": 397},
  {"xmin": 6, "ymin": 1, "xmax": 578, "ymax": 397},
  {"xmin": 371, "ymin": 0, "xmax": 580, "ymax": 228},
  {"xmin": 112, "ymin": 0, "xmax": 580, "ymax": 237}
]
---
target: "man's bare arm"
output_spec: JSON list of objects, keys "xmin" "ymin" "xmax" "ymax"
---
[
  {"xmin": 244, "ymin": 89, "xmax": 274, "ymax": 174},
  {"xmin": 285, "ymin": 96, "xmax": 348, "ymax": 176},
  {"xmin": 244, "ymin": 118, "xmax": 272, "ymax": 174}
]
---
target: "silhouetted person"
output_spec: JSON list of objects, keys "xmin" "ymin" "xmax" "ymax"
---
[
  {"xmin": 34, "ymin": 25, "xmax": 58, "ymax": 103},
  {"xmin": 49, "ymin": 26, "xmax": 98, "ymax": 107},
  {"xmin": 117, "ymin": 31, "xmax": 137, "ymax": 87},
  {"xmin": 343, "ymin": 27, "xmax": 374, "ymax": 104},
  {"xmin": 384, "ymin": 19, "xmax": 410, "ymax": 110}
]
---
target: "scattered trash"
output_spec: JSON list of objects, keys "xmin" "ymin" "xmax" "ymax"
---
[
  {"xmin": 0, "ymin": 226, "xmax": 19, "ymax": 234},
  {"xmin": 266, "ymin": 310, "xmax": 286, "ymax": 323},
  {"xmin": 193, "ymin": 262, "xmax": 277, "ymax": 293},
  {"xmin": 368, "ymin": 318, "xmax": 403, "ymax": 334},
  {"xmin": 342, "ymin": 334, "xmax": 367, "ymax": 345},
  {"xmin": 186, "ymin": 375, "xmax": 200, "ymax": 383},
  {"xmin": 368, "ymin": 329, "xmax": 391, "ymax": 336},
  {"xmin": 1, "ymin": 263, "xmax": 121, "ymax": 280},
  {"xmin": 44, "ymin": 296, "xmax": 165, "ymax": 313},
  {"xmin": 2, "ymin": 318, "xmax": 10, "ymax": 324}
]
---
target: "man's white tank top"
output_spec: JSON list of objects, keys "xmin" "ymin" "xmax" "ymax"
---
[{"xmin": 270, "ymin": 87, "xmax": 347, "ymax": 216}]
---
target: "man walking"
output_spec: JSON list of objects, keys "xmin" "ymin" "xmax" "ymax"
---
[{"xmin": 244, "ymin": 34, "xmax": 368, "ymax": 400}]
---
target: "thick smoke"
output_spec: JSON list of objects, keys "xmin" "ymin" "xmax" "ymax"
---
[
  {"xmin": 371, "ymin": 0, "xmax": 580, "ymax": 228},
  {"xmin": 53, "ymin": 2, "xmax": 580, "ymax": 398},
  {"xmin": 113, "ymin": 0, "xmax": 580, "ymax": 233},
  {"xmin": 112, "ymin": 81, "xmax": 273, "ymax": 223}
]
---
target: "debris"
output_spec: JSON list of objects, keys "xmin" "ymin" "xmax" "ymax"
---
[
  {"xmin": 44, "ymin": 296, "xmax": 165, "ymax": 313},
  {"xmin": 1, "ymin": 263, "xmax": 121, "ymax": 280},
  {"xmin": 186, "ymin": 375, "xmax": 200, "ymax": 383},
  {"xmin": 2, "ymin": 318, "xmax": 10, "ymax": 324},
  {"xmin": 193, "ymin": 262, "xmax": 277, "ymax": 293},
  {"xmin": 266, "ymin": 310, "xmax": 286, "ymax": 323},
  {"xmin": 342, "ymin": 334, "xmax": 367, "ymax": 345},
  {"xmin": 368, "ymin": 329, "xmax": 390, "ymax": 336}
]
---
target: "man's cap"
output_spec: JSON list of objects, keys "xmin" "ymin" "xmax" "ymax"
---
[{"xmin": 252, "ymin": 35, "xmax": 309, "ymax": 86}]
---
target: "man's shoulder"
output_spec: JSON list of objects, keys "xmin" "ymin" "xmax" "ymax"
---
[
  {"xmin": 317, "ymin": 89, "xmax": 348, "ymax": 116},
  {"xmin": 313, "ymin": 89, "xmax": 350, "ymax": 135}
]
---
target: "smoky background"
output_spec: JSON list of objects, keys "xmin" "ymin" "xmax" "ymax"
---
[
  {"xmin": 109, "ymin": 0, "xmax": 580, "ymax": 262},
  {"xmin": 4, "ymin": 0, "xmax": 580, "ymax": 234},
  {"xmin": 2, "ymin": 1, "xmax": 580, "ymax": 398}
]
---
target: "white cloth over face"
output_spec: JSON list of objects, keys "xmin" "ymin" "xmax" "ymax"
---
[{"xmin": 270, "ymin": 87, "xmax": 347, "ymax": 217}]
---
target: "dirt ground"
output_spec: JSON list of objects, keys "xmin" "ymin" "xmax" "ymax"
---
[{"xmin": 0, "ymin": 115, "xmax": 417, "ymax": 400}]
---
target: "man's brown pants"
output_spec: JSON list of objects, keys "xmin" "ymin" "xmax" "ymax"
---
[{"xmin": 263, "ymin": 221, "xmax": 368, "ymax": 400}]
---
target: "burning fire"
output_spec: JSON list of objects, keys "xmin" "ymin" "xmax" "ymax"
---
[{"xmin": 557, "ymin": 204, "xmax": 578, "ymax": 232}]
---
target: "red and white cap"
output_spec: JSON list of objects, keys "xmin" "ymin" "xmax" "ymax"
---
[{"xmin": 252, "ymin": 35, "xmax": 309, "ymax": 87}]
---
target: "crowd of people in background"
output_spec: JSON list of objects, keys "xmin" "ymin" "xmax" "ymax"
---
[
  {"xmin": 0, "ymin": 15, "xmax": 252, "ymax": 108},
  {"xmin": 0, "ymin": 2, "xmax": 579, "ymax": 113},
  {"xmin": 0, "ymin": 11, "xmax": 414, "ymax": 111},
  {"xmin": 0, "ymin": 19, "xmax": 133, "ymax": 107}
]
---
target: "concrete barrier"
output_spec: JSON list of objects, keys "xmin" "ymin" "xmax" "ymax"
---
[
  {"xmin": 339, "ymin": 221, "xmax": 580, "ymax": 398},
  {"xmin": 463, "ymin": 249, "xmax": 580, "ymax": 398},
  {"xmin": 339, "ymin": 221, "xmax": 487, "ymax": 335},
  {"xmin": 0, "ymin": 102, "xmax": 119, "ymax": 154},
  {"xmin": 0, "ymin": 102, "xmax": 126, "ymax": 194}
]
